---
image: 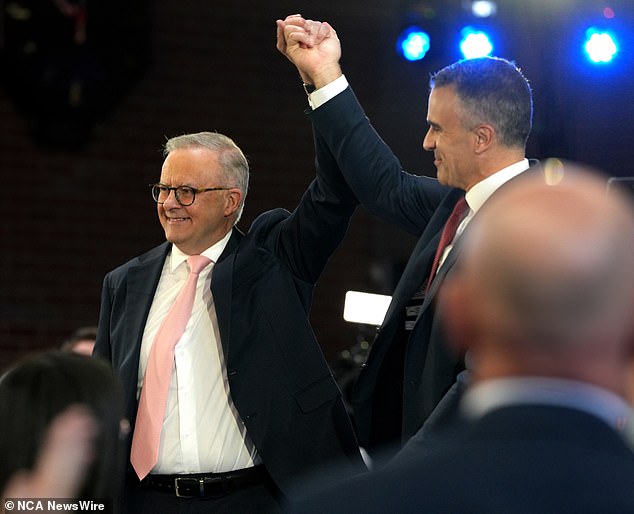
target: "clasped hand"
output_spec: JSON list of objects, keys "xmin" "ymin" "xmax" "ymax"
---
[{"xmin": 275, "ymin": 14, "xmax": 343, "ymax": 89}]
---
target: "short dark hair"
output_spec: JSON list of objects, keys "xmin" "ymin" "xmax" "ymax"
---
[{"xmin": 430, "ymin": 56, "xmax": 533, "ymax": 148}]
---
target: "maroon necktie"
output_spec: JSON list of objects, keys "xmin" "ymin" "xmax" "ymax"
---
[{"xmin": 426, "ymin": 197, "xmax": 469, "ymax": 292}]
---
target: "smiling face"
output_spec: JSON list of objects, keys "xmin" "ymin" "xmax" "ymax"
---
[
  {"xmin": 157, "ymin": 146, "xmax": 242, "ymax": 255},
  {"xmin": 422, "ymin": 85, "xmax": 479, "ymax": 191}
]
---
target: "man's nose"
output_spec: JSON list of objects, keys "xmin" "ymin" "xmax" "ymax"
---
[
  {"xmin": 162, "ymin": 188, "xmax": 181, "ymax": 208},
  {"xmin": 422, "ymin": 128, "xmax": 435, "ymax": 151}
]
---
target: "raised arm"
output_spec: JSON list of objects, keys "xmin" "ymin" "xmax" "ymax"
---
[{"xmin": 277, "ymin": 15, "xmax": 449, "ymax": 235}]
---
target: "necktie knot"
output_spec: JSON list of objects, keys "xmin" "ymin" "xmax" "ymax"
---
[{"xmin": 187, "ymin": 255, "xmax": 212, "ymax": 275}]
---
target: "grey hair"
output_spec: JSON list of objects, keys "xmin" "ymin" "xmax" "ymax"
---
[
  {"xmin": 164, "ymin": 131, "xmax": 249, "ymax": 223},
  {"xmin": 430, "ymin": 56, "xmax": 533, "ymax": 148}
]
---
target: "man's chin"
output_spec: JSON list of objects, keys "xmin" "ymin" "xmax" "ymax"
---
[
  {"xmin": 164, "ymin": 232, "xmax": 184, "ymax": 246},
  {"xmin": 436, "ymin": 169, "xmax": 459, "ymax": 189}
]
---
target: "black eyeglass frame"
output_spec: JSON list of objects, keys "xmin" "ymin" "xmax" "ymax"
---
[{"xmin": 149, "ymin": 183, "xmax": 232, "ymax": 206}]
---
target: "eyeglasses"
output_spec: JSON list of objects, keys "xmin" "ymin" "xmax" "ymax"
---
[{"xmin": 150, "ymin": 183, "xmax": 231, "ymax": 206}]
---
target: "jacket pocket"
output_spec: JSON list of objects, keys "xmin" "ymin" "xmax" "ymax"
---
[{"xmin": 294, "ymin": 375, "xmax": 340, "ymax": 413}]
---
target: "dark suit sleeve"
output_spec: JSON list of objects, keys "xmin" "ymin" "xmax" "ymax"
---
[
  {"xmin": 93, "ymin": 273, "xmax": 113, "ymax": 361},
  {"xmin": 268, "ymin": 124, "xmax": 360, "ymax": 285},
  {"xmin": 309, "ymin": 86, "xmax": 450, "ymax": 236}
]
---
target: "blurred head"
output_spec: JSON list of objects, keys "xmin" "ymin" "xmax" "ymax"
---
[
  {"xmin": 423, "ymin": 57, "xmax": 533, "ymax": 190},
  {"xmin": 440, "ymin": 163, "xmax": 634, "ymax": 394},
  {"xmin": 0, "ymin": 352, "xmax": 126, "ymax": 502},
  {"xmin": 157, "ymin": 132, "xmax": 249, "ymax": 255}
]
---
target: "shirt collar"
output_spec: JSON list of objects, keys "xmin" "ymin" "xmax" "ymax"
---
[
  {"xmin": 465, "ymin": 158, "xmax": 529, "ymax": 214},
  {"xmin": 169, "ymin": 230, "xmax": 233, "ymax": 273},
  {"xmin": 462, "ymin": 376, "xmax": 633, "ymax": 433}
]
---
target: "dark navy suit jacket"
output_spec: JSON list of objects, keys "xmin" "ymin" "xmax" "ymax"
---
[
  {"xmin": 93, "ymin": 132, "xmax": 366, "ymax": 498},
  {"xmin": 309, "ymin": 86, "xmax": 465, "ymax": 450},
  {"xmin": 309, "ymin": 86, "xmax": 537, "ymax": 452},
  {"xmin": 294, "ymin": 404, "xmax": 634, "ymax": 513}
]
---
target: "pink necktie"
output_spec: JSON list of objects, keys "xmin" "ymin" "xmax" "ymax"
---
[
  {"xmin": 130, "ymin": 254, "xmax": 212, "ymax": 480},
  {"xmin": 426, "ymin": 197, "xmax": 469, "ymax": 292}
]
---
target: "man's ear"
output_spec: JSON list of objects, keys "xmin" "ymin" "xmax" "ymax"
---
[
  {"xmin": 473, "ymin": 124, "xmax": 495, "ymax": 154},
  {"xmin": 224, "ymin": 189, "xmax": 243, "ymax": 218}
]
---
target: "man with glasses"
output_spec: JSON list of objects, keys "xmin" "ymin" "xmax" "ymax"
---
[{"xmin": 94, "ymin": 131, "xmax": 365, "ymax": 513}]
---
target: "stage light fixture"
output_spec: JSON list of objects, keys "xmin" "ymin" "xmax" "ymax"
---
[
  {"xmin": 584, "ymin": 29, "xmax": 618, "ymax": 63},
  {"xmin": 459, "ymin": 27, "xmax": 494, "ymax": 59},
  {"xmin": 397, "ymin": 26, "xmax": 431, "ymax": 61},
  {"xmin": 343, "ymin": 291, "xmax": 391, "ymax": 326}
]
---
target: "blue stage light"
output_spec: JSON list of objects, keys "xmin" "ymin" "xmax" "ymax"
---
[
  {"xmin": 584, "ymin": 29, "xmax": 618, "ymax": 63},
  {"xmin": 459, "ymin": 27, "xmax": 494, "ymax": 59},
  {"xmin": 397, "ymin": 27, "xmax": 431, "ymax": 61}
]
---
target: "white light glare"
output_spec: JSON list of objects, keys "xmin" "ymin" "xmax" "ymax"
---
[
  {"xmin": 584, "ymin": 30, "xmax": 618, "ymax": 63},
  {"xmin": 398, "ymin": 27, "xmax": 431, "ymax": 61},
  {"xmin": 460, "ymin": 28, "xmax": 494, "ymax": 59},
  {"xmin": 471, "ymin": 1, "xmax": 497, "ymax": 18},
  {"xmin": 343, "ymin": 291, "xmax": 391, "ymax": 326}
]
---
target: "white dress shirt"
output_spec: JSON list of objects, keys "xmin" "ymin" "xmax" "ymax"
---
[
  {"xmin": 437, "ymin": 158, "xmax": 529, "ymax": 271},
  {"xmin": 138, "ymin": 231, "xmax": 260, "ymax": 474},
  {"xmin": 309, "ymin": 74, "xmax": 349, "ymax": 110}
]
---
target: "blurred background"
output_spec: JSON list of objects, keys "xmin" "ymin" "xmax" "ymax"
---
[{"xmin": 1, "ymin": 0, "xmax": 632, "ymax": 371}]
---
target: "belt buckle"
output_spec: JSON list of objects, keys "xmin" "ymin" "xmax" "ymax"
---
[{"xmin": 174, "ymin": 477, "xmax": 203, "ymax": 498}]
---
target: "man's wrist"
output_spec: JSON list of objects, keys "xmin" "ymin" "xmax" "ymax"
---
[
  {"xmin": 308, "ymin": 75, "xmax": 349, "ymax": 110},
  {"xmin": 311, "ymin": 64, "xmax": 343, "ymax": 90}
]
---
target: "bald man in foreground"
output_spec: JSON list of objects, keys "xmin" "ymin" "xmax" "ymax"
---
[{"xmin": 293, "ymin": 165, "xmax": 634, "ymax": 513}]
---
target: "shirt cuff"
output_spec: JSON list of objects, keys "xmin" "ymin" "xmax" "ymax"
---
[{"xmin": 308, "ymin": 75, "xmax": 349, "ymax": 110}]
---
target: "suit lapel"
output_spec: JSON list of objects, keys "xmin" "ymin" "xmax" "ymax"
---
[
  {"xmin": 210, "ymin": 229, "xmax": 241, "ymax": 358},
  {"xmin": 120, "ymin": 243, "xmax": 169, "ymax": 418},
  {"xmin": 387, "ymin": 190, "xmax": 464, "ymax": 321},
  {"xmin": 125, "ymin": 244, "xmax": 170, "ymax": 338},
  {"xmin": 422, "ymin": 234, "xmax": 463, "ymax": 307},
  {"xmin": 363, "ymin": 189, "xmax": 464, "ymax": 380}
]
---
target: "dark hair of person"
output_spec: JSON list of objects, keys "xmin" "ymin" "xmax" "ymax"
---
[
  {"xmin": 0, "ymin": 351, "xmax": 125, "ymax": 506},
  {"xmin": 430, "ymin": 56, "xmax": 533, "ymax": 148}
]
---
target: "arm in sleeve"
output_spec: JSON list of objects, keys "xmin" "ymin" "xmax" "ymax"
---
[
  {"xmin": 310, "ymin": 86, "xmax": 450, "ymax": 236},
  {"xmin": 92, "ymin": 274, "xmax": 113, "ymax": 362},
  {"xmin": 270, "ymin": 125, "xmax": 359, "ymax": 285}
]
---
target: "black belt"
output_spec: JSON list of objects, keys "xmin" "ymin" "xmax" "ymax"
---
[{"xmin": 143, "ymin": 466, "xmax": 266, "ymax": 498}]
